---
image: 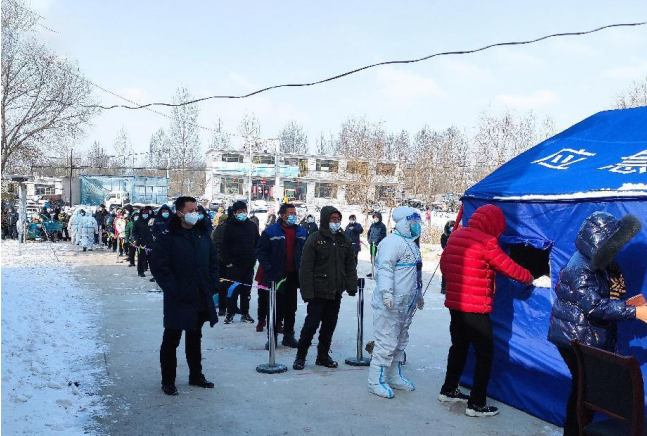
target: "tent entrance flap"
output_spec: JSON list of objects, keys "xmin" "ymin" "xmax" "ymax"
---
[{"xmin": 501, "ymin": 236, "xmax": 552, "ymax": 283}]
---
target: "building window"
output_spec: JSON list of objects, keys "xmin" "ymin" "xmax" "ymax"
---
[
  {"xmin": 315, "ymin": 183, "xmax": 338, "ymax": 199},
  {"xmin": 376, "ymin": 185, "xmax": 396, "ymax": 199},
  {"xmin": 283, "ymin": 157, "xmax": 299, "ymax": 166},
  {"xmin": 220, "ymin": 177, "xmax": 243, "ymax": 195},
  {"xmin": 376, "ymin": 163, "xmax": 396, "ymax": 176},
  {"xmin": 298, "ymin": 159, "xmax": 309, "ymax": 176},
  {"xmin": 35, "ymin": 185, "xmax": 56, "ymax": 196},
  {"xmin": 222, "ymin": 153, "xmax": 243, "ymax": 163},
  {"xmin": 316, "ymin": 159, "xmax": 338, "ymax": 172},
  {"xmin": 347, "ymin": 161, "xmax": 369, "ymax": 175},
  {"xmin": 252, "ymin": 155, "xmax": 275, "ymax": 165}
]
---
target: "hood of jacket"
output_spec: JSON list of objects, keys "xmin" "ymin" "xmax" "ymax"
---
[
  {"xmin": 467, "ymin": 204, "xmax": 506, "ymax": 238},
  {"xmin": 575, "ymin": 212, "xmax": 641, "ymax": 270},
  {"xmin": 320, "ymin": 205, "xmax": 342, "ymax": 230},
  {"xmin": 372, "ymin": 212, "xmax": 383, "ymax": 222},
  {"xmin": 444, "ymin": 220, "xmax": 456, "ymax": 236}
]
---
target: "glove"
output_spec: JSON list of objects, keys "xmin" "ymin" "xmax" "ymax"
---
[
  {"xmin": 383, "ymin": 293, "xmax": 394, "ymax": 309},
  {"xmin": 347, "ymin": 291, "xmax": 357, "ymax": 297},
  {"xmin": 417, "ymin": 297, "xmax": 425, "ymax": 310}
]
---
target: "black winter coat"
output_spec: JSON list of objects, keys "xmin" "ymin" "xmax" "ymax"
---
[
  {"xmin": 368, "ymin": 212, "xmax": 387, "ymax": 245},
  {"xmin": 303, "ymin": 221, "xmax": 319, "ymax": 236},
  {"xmin": 345, "ymin": 222, "xmax": 364, "ymax": 253},
  {"xmin": 548, "ymin": 212, "xmax": 640, "ymax": 351},
  {"xmin": 221, "ymin": 217, "xmax": 259, "ymax": 270},
  {"xmin": 299, "ymin": 206, "xmax": 358, "ymax": 301},
  {"xmin": 133, "ymin": 217, "xmax": 154, "ymax": 248},
  {"xmin": 150, "ymin": 218, "xmax": 219, "ymax": 330},
  {"xmin": 151, "ymin": 205, "xmax": 173, "ymax": 239}
]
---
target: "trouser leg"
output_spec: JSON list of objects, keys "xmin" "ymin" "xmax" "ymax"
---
[
  {"xmin": 316, "ymin": 296, "xmax": 342, "ymax": 357},
  {"xmin": 257, "ymin": 285, "xmax": 268, "ymax": 319},
  {"xmin": 239, "ymin": 285, "xmax": 251, "ymax": 315},
  {"xmin": 393, "ymin": 312, "xmax": 413, "ymax": 363},
  {"xmin": 282, "ymin": 273, "xmax": 299, "ymax": 334},
  {"xmin": 128, "ymin": 245, "xmax": 136, "ymax": 265},
  {"xmin": 185, "ymin": 318, "xmax": 206, "ymax": 379},
  {"xmin": 160, "ymin": 328, "xmax": 182, "ymax": 385},
  {"xmin": 558, "ymin": 347, "xmax": 590, "ymax": 436},
  {"xmin": 137, "ymin": 250, "xmax": 147, "ymax": 274},
  {"xmin": 467, "ymin": 313, "xmax": 494, "ymax": 407},
  {"xmin": 371, "ymin": 307, "xmax": 403, "ymax": 367},
  {"xmin": 442, "ymin": 310, "xmax": 471, "ymax": 393},
  {"xmin": 297, "ymin": 299, "xmax": 325, "ymax": 357}
]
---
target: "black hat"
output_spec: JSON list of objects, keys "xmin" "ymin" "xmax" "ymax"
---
[{"xmin": 232, "ymin": 201, "xmax": 247, "ymax": 212}]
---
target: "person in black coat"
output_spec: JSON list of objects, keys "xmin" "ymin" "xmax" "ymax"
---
[
  {"xmin": 302, "ymin": 214, "xmax": 319, "ymax": 237},
  {"xmin": 133, "ymin": 207, "xmax": 154, "ymax": 278},
  {"xmin": 150, "ymin": 196, "xmax": 219, "ymax": 396},
  {"xmin": 221, "ymin": 200, "xmax": 260, "ymax": 324},
  {"xmin": 440, "ymin": 220, "xmax": 455, "ymax": 294},
  {"xmin": 367, "ymin": 212, "xmax": 387, "ymax": 277},
  {"xmin": 197, "ymin": 205, "xmax": 213, "ymax": 236},
  {"xmin": 344, "ymin": 214, "xmax": 364, "ymax": 265},
  {"xmin": 151, "ymin": 204, "xmax": 173, "ymax": 240}
]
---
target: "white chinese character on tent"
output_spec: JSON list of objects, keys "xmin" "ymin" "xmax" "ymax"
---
[
  {"xmin": 599, "ymin": 150, "xmax": 647, "ymax": 175},
  {"xmin": 532, "ymin": 148, "xmax": 596, "ymax": 170}
]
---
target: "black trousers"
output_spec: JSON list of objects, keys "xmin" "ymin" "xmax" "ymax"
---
[
  {"xmin": 297, "ymin": 295, "xmax": 342, "ymax": 358},
  {"xmin": 127, "ymin": 244, "xmax": 136, "ymax": 265},
  {"xmin": 558, "ymin": 346, "xmax": 592, "ymax": 436},
  {"xmin": 217, "ymin": 262, "xmax": 228, "ymax": 313},
  {"xmin": 160, "ymin": 316, "xmax": 206, "ymax": 385},
  {"xmin": 261, "ymin": 272, "xmax": 299, "ymax": 334},
  {"xmin": 225, "ymin": 266, "xmax": 253, "ymax": 316},
  {"xmin": 137, "ymin": 250, "xmax": 148, "ymax": 274},
  {"xmin": 441, "ymin": 310, "xmax": 494, "ymax": 407}
]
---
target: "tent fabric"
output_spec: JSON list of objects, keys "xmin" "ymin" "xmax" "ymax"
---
[
  {"xmin": 457, "ymin": 107, "xmax": 647, "ymax": 426},
  {"xmin": 464, "ymin": 107, "xmax": 647, "ymax": 201}
]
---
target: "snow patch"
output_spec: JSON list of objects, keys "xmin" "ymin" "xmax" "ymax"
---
[{"xmin": 1, "ymin": 241, "xmax": 105, "ymax": 434}]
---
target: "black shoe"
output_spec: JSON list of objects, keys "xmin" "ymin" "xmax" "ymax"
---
[
  {"xmin": 161, "ymin": 384, "xmax": 178, "ymax": 396},
  {"xmin": 224, "ymin": 315, "xmax": 234, "ymax": 324},
  {"xmin": 240, "ymin": 314, "xmax": 255, "ymax": 324},
  {"xmin": 315, "ymin": 355, "xmax": 338, "ymax": 368},
  {"xmin": 465, "ymin": 403, "xmax": 499, "ymax": 417},
  {"xmin": 438, "ymin": 388, "xmax": 470, "ymax": 403},
  {"xmin": 282, "ymin": 333, "xmax": 299, "ymax": 348},
  {"xmin": 129, "ymin": 264, "xmax": 135, "ymax": 267},
  {"xmin": 218, "ymin": 310, "xmax": 226, "ymax": 317},
  {"xmin": 83, "ymin": 247, "xmax": 87, "ymax": 252},
  {"xmin": 149, "ymin": 278, "xmax": 155, "ymax": 282},
  {"xmin": 189, "ymin": 375, "xmax": 214, "ymax": 388},
  {"xmin": 293, "ymin": 356, "xmax": 306, "ymax": 370},
  {"xmin": 366, "ymin": 273, "xmax": 373, "ymax": 277},
  {"xmin": 138, "ymin": 273, "xmax": 145, "ymax": 278}
]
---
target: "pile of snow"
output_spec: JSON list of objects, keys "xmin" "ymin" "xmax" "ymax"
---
[{"xmin": 1, "ymin": 241, "xmax": 104, "ymax": 434}]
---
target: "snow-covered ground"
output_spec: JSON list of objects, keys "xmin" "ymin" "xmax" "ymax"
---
[{"xmin": 1, "ymin": 240, "xmax": 104, "ymax": 434}]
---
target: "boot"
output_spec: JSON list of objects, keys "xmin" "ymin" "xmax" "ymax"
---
[
  {"xmin": 293, "ymin": 354, "xmax": 306, "ymax": 370},
  {"xmin": 367, "ymin": 363, "xmax": 394, "ymax": 399},
  {"xmin": 256, "ymin": 317, "xmax": 266, "ymax": 332},
  {"xmin": 386, "ymin": 361, "xmax": 415, "ymax": 391},
  {"xmin": 281, "ymin": 332, "xmax": 299, "ymax": 348}
]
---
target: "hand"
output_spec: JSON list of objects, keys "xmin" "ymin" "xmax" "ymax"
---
[
  {"xmin": 226, "ymin": 264, "xmax": 233, "ymax": 268},
  {"xmin": 417, "ymin": 298, "xmax": 424, "ymax": 310},
  {"xmin": 383, "ymin": 294, "xmax": 394, "ymax": 309},
  {"xmin": 635, "ymin": 306, "xmax": 647, "ymax": 323}
]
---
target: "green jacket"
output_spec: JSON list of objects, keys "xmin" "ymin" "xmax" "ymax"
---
[
  {"xmin": 125, "ymin": 219, "xmax": 134, "ymax": 244},
  {"xmin": 299, "ymin": 205, "xmax": 358, "ymax": 301}
]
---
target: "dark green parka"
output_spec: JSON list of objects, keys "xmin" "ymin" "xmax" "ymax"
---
[{"xmin": 299, "ymin": 206, "xmax": 358, "ymax": 301}]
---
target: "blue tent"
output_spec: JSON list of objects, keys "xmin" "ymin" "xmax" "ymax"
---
[{"xmin": 460, "ymin": 107, "xmax": 647, "ymax": 425}]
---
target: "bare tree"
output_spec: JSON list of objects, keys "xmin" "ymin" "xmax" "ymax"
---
[
  {"xmin": 1, "ymin": 0, "xmax": 97, "ymax": 173},
  {"xmin": 112, "ymin": 126, "xmax": 133, "ymax": 167},
  {"xmin": 237, "ymin": 111, "xmax": 261, "ymax": 153},
  {"xmin": 209, "ymin": 117, "xmax": 231, "ymax": 150},
  {"xmin": 315, "ymin": 132, "xmax": 339, "ymax": 155},
  {"xmin": 168, "ymin": 86, "xmax": 202, "ymax": 195},
  {"xmin": 613, "ymin": 76, "xmax": 647, "ymax": 109},
  {"xmin": 87, "ymin": 140, "xmax": 110, "ymax": 168},
  {"xmin": 279, "ymin": 120, "xmax": 308, "ymax": 154},
  {"xmin": 149, "ymin": 128, "xmax": 169, "ymax": 168}
]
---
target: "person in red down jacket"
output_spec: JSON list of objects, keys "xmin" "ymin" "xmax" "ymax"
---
[{"xmin": 437, "ymin": 204, "xmax": 533, "ymax": 418}]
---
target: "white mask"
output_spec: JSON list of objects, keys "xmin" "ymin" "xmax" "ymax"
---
[
  {"xmin": 329, "ymin": 222, "xmax": 341, "ymax": 233},
  {"xmin": 183, "ymin": 212, "xmax": 201, "ymax": 226},
  {"xmin": 374, "ymin": 218, "xmax": 379, "ymax": 223}
]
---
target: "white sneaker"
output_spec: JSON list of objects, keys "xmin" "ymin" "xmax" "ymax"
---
[{"xmin": 386, "ymin": 361, "xmax": 415, "ymax": 391}]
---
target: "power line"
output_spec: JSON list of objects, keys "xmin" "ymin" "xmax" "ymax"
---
[{"xmin": 76, "ymin": 22, "xmax": 646, "ymax": 110}]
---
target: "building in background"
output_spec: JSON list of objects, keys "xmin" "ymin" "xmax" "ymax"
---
[{"xmin": 204, "ymin": 149, "xmax": 402, "ymax": 206}]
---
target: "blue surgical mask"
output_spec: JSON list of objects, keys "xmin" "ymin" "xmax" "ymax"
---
[
  {"xmin": 449, "ymin": 226, "xmax": 454, "ymax": 232},
  {"xmin": 308, "ymin": 218, "xmax": 314, "ymax": 223},
  {"xmin": 286, "ymin": 215, "xmax": 297, "ymax": 226},
  {"xmin": 329, "ymin": 222, "xmax": 341, "ymax": 233},
  {"xmin": 236, "ymin": 213, "xmax": 247, "ymax": 222},
  {"xmin": 410, "ymin": 222, "xmax": 421, "ymax": 238},
  {"xmin": 198, "ymin": 214, "xmax": 205, "ymax": 220},
  {"xmin": 142, "ymin": 214, "xmax": 148, "ymax": 219},
  {"xmin": 134, "ymin": 216, "xmax": 139, "ymax": 221},
  {"xmin": 162, "ymin": 212, "xmax": 169, "ymax": 219}
]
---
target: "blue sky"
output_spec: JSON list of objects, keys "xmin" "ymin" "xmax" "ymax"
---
[{"xmin": 31, "ymin": 0, "xmax": 647, "ymax": 155}]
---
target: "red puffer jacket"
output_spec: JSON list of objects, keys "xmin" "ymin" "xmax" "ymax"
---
[{"xmin": 440, "ymin": 204, "xmax": 532, "ymax": 314}]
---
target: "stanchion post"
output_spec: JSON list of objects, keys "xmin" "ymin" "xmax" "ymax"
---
[
  {"xmin": 345, "ymin": 278, "xmax": 370, "ymax": 366},
  {"xmin": 256, "ymin": 281, "xmax": 288, "ymax": 374}
]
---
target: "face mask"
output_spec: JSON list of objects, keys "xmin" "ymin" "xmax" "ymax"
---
[
  {"xmin": 162, "ymin": 212, "xmax": 169, "ymax": 219},
  {"xmin": 142, "ymin": 214, "xmax": 149, "ymax": 219},
  {"xmin": 374, "ymin": 218, "xmax": 379, "ymax": 223},
  {"xmin": 124, "ymin": 214, "xmax": 129, "ymax": 218},
  {"xmin": 329, "ymin": 222, "xmax": 341, "ymax": 233},
  {"xmin": 410, "ymin": 222, "xmax": 421, "ymax": 238},
  {"xmin": 183, "ymin": 212, "xmax": 201, "ymax": 226},
  {"xmin": 449, "ymin": 226, "xmax": 454, "ymax": 232},
  {"xmin": 199, "ymin": 213, "xmax": 205, "ymax": 220},
  {"xmin": 349, "ymin": 220, "xmax": 356, "ymax": 224},
  {"xmin": 134, "ymin": 216, "xmax": 139, "ymax": 221},
  {"xmin": 236, "ymin": 213, "xmax": 247, "ymax": 222},
  {"xmin": 308, "ymin": 218, "xmax": 314, "ymax": 223},
  {"xmin": 286, "ymin": 215, "xmax": 298, "ymax": 226}
]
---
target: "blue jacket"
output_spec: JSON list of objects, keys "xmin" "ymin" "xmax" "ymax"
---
[
  {"xmin": 368, "ymin": 212, "xmax": 387, "ymax": 245},
  {"xmin": 256, "ymin": 219, "xmax": 307, "ymax": 285},
  {"xmin": 548, "ymin": 212, "xmax": 639, "ymax": 351},
  {"xmin": 345, "ymin": 222, "xmax": 364, "ymax": 252}
]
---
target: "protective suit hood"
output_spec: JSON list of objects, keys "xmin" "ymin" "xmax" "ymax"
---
[{"xmin": 392, "ymin": 206, "xmax": 418, "ymax": 238}]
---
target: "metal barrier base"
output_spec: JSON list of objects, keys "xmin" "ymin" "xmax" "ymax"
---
[
  {"xmin": 256, "ymin": 363, "xmax": 288, "ymax": 374},
  {"xmin": 345, "ymin": 357, "xmax": 371, "ymax": 366}
]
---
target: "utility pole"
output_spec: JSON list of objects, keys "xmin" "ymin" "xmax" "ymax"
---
[
  {"xmin": 69, "ymin": 149, "xmax": 73, "ymax": 206},
  {"xmin": 247, "ymin": 138, "xmax": 253, "ymax": 206}
]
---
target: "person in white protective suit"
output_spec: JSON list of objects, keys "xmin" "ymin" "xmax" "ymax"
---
[
  {"xmin": 68, "ymin": 209, "xmax": 81, "ymax": 245},
  {"xmin": 78, "ymin": 209, "xmax": 98, "ymax": 252},
  {"xmin": 368, "ymin": 206, "xmax": 424, "ymax": 398}
]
